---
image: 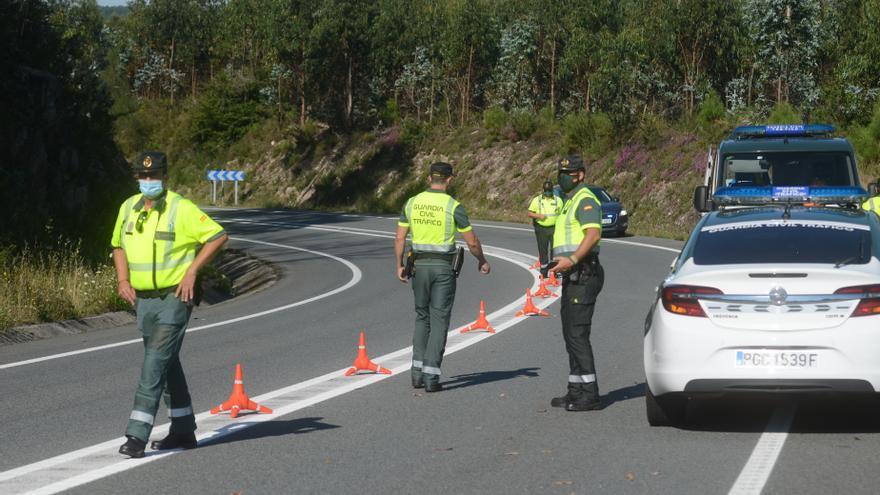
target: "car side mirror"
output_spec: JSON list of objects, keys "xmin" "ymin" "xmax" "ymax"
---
[
  {"xmin": 693, "ymin": 185, "xmax": 711, "ymax": 212},
  {"xmin": 869, "ymin": 182, "xmax": 878, "ymax": 197}
]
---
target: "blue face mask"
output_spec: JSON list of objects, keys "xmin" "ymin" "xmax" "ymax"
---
[{"xmin": 138, "ymin": 180, "xmax": 164, "ymax": 199}]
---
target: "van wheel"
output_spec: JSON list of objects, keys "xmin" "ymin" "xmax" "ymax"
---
[{"xmin": 646, "ymin": 384, "xmax": 687, "ymax": 427}]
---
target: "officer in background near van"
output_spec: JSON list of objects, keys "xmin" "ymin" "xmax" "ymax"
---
[
  {"xmin": 549, "ymin": 155, "xmax": 605, "ymax": 411},
  {"xmin": 394, "ymin": 162, "xmax": 490, "ymax": 392},
  {"xmin": 112, "ymin": 151, "xmax": 228, "ymax": 457},
  {"xmin": 862, "ymin": 179, "xmax": 880, "ymax": 215},
  {"xmin": 527, "ymin": 180, "xmax": 563, "ymax": 275}
]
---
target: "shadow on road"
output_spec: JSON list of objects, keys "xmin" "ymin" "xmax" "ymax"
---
[
  {"xmin": 678, "ymin": 396, "xmax": 880, "ymax": 434},
  {"xmin": 200, "ymin": 416, "xmax": 340, "ymax": 448},
  {"xmin": 442, "ymin": 367, "xmax": 540, "ymax": 391},
  {"xmin": 602, "ymin": 382, "xmax": 645, "ymax": 407}
]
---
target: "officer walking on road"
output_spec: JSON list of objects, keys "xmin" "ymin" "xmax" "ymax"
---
[
  {"xmin": 394, "ymin": 162, "xmax": 490, "ymax": 392},
  {"xmin": 111, "ymin": 151, "xmax": 228, "ymax": 457},
  {"xmin": 548, "ymin": 155, "xmax": 605, "ymax": 411},
  {"xmin": 527, "ymin": 180, "xmax": 563, "ymax": 274}
]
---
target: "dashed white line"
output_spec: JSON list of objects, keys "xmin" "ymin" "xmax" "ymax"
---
[{"xmin": 728, "ymin": 404, "xmax": 796, "ymax": 495}]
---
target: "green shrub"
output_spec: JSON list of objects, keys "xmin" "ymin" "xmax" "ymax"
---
[
  {"xmin": 852, "ymin": 102, "xmax": 880, "ymax": 165},
  {"xmin": 767, "ymin": 101, "xmax": 800, "ymax": 124},
  {"xmin": 563, "ymin": 112, "xmax": 614, "ymax": 155},
  {"xmin": 188, "ymin": 76, "xmax": 265, "ymax": 153},
  {"xmin": 696, "ymin": 91, "xmax": 726, "ymax": 140},
  {"xmin": 509, "ymin": 110, "xmax": 538, "ymax": 140},
  {"xmin": 483, "ymin": 106, "xmax": 507, "ymax": 135}
]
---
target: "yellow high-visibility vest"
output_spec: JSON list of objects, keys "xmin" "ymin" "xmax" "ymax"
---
[
  {"xmin": 111, "ymin": 191, "xmax": 224, "ymax": 290},
  {"xmin": 529, "ymin": 194, "xmax": 563, "ymax": 227},
  {"xmin": 862, "ymin": 196, "xmax": 880, "ymax": 216},
  {"xmin": 400, "ymin": 190, "xmax": 471, "ymax": 253},
  {"xmin": 552, "ymin": 185, "xmax": 602, "ymax": 258}
]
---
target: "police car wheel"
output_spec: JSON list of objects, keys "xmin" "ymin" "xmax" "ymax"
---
[{"xmin": 645, "ymin": 384, "xmax": 687, "ymax": 427}]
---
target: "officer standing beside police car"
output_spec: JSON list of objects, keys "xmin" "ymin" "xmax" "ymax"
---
[
  {"xmin": 548, "ymin": 155, "xmax": 605, "ymax": 411},
  {"xmin": 112, "ymin": 151, "xmax": 227, "ymax": 457},
  {"xmin": 394, "ymin": 162, "xmax": 490, "ymax": 392}
]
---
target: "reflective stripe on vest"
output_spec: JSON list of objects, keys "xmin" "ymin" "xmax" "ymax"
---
[
  {"xmin": 552, "ymin": 186, "xmax": 601, "ymax": 257},
  {"xmin": 121, "ymin": 192, "xmax": 197, "ymax": 290},
  {"xmin": 406, "ymin": 191, "xmax": 459, "ymax": 254},
  {"xmin": 536, "ymin": 195, "xmax": 561, "ymax": 227}
]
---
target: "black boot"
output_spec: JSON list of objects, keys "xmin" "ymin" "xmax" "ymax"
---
[
  {"xmin": 566, "ymin": 398, "xmax": 604, "ymax": 411},
  {"xmin": 119, "ymin": 435, "xmax": 147, "ymax": 458},
  {"xmin": 550, "ymin": 393, "xmax": 573, "ymax": 408},
  {"xmin": 151, "ymin": 432, "xmax": 197, "ymax": 451},
  {"xmin": 425, "ymin": 381, "xmax": 443, "ymax": 393},
  {"xmin": 412, "ymin": 375, "xmax": 425, "ymax": 389}
]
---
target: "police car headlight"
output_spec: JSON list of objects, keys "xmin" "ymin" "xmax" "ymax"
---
[{"xmin": 620, "ymin": 209, "xmax": 627, "ymax": 216}]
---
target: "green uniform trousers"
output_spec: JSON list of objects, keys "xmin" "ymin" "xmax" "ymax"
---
[
  {"xmin": 411, "ymin": 259, "xmax": 457, "ymax": 385},
  {"xmin": 126, "ymin": 293, "xmax": 196, "ymax": 441},
  {"xmin": 560, "ymin": 262, "xmax": 604, "ymax": 401},
  {"xmin": 533, "ymin": 223, "xmax": 555, "ymax": 266}
]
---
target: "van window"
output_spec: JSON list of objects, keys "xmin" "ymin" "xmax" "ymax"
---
[{"xmin": 720, "ymin": 152, "xmax": 854, "ymax": 188}]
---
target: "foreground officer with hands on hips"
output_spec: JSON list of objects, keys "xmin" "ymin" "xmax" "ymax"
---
[
  {"xmin": 548, "ymin": 155, "xmax": 605, "ymax": 411},
  {"xmin": 394, "ymin": 162, "xmax": 490, "ymax": 392},
  {"xmin": 112, "ymin": 151, "xmax": 228, "ymax": 457}
]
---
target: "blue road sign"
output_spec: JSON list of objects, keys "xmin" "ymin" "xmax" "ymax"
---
[{"xmin": 207, "ymin": 170, "xmax": 246, "ymax": 181}]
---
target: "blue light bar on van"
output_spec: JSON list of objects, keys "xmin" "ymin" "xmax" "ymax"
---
[
  {"xmin": 731, "ymin": 124, "xmax": 836, "ymax": 139},
  {"xmin": 713, "ymin": 185, "xmax": 867, "ymax": 206}
]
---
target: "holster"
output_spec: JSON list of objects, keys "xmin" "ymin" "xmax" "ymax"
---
[
  {"xmin": 403, "ymin": 245, "xmax": 415, "ymax": 279},
  {"xmin": 566, "ymin": 255, "xmax": 600, "ymax": 284},
  {"xmin": 453, "ymin": 246, "xmax": 465, "ymax": 278}
]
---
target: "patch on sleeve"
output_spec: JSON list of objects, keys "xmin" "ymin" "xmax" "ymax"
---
[{"xmin": 200, "ymin": 214, "xmax": 207, "ymax": 222}]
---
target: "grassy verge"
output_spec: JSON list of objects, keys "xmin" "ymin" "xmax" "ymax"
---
[{"xmin": 0, "ymin": 243, "xmax": 128, "ymax": 332}]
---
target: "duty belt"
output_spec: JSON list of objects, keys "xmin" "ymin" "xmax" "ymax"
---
[
  {"xmin": 563, "ymin": 254, "xmax": 600, "ymax": 284},
  {"xmin": 135, "ymin": 285, "xmax": 179, "ymax": 299},
  {"xmin": 413, "ymin": 252, "xmax": 455, "ymax": 262}
]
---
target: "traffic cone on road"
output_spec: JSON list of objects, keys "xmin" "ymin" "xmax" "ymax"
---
[
  {"xmin": 210, "ymin": 363, "xmax": 273, "ymax": 419},
  {"xmin": 516, "ymin": 289, "xmax": 550, "ymax": 317},
  {"xmin": 344, "ymin": 331, "xmax": 392, "ymax": 376},
  {"xmin": 533, "ymin": 276, "xmax": 558, "ymax": 298},
  {"xmin": 460, "ymin": 300, "xmax": 496, "ymax": 334},
  {"xmin": 546, "ymin": 271, "xmax": 561, "ymax": 287},
  {"xmin": 531, "ymin": 260, "xmax": 541, "ymax": 270}
]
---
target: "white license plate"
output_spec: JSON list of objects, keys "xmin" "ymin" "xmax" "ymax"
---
[
  {"xmin": 601, "ymin": 218, "xmax": 613, "ymax": 225},
  {"xmin": 735, "ymin": 350, "xmax": 818, "ymax": 368}
]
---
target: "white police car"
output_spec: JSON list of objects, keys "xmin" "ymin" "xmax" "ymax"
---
[{"xmin": 644, "ymin": 186, "xmax": 880, "ymax": 426}]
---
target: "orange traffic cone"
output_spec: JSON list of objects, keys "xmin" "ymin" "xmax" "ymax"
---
[
  {"xmin": 516, "ymin": 289, "xmax": 550, "ymax": 317},
  {"xmin": 531, "ymin": 260, "xmax": 541, "ymax": 270},
  {"xmin": 344, "ymin": 331, "xmax": 392, "ymax": 376},
  {"xmin": 533, "ymin": 276, "xmax": 558, "ymax": 298},
  {"xmin": 460, "ymin": 300, "xmax": 496, "ymax": 334},
  {"xmin": 546, "ymin": 271, "xmax": 561, "ymax": 287},
  {"xmin": 210, "ymin": 363, "xmax": 273, "ymax": 419}
]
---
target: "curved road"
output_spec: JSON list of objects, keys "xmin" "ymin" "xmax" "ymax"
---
[{"xmin": 0, "ymin": 209, "xmax": 878, "ymax": 494}]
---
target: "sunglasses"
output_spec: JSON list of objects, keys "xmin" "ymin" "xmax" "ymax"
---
[{"xmin": 135, "ymin": 210, "xmax": 148, "ymax": 233}]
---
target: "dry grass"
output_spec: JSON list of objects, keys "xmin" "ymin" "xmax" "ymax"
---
[{"xmin": 0, "ymin": 242, "xmax": 127, "ymax": 331}]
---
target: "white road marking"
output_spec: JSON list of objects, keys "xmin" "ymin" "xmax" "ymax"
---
[
  {"xmin": 0, "ymin": 238, "xmax": 362, "ymax": 370},
  {"xmin": 0, "ymin": 231, "xmax": 552, "ymax": 494},
  {"xmin": 728, "ymin": 404, "xmax": 796, "ymax": 495}
]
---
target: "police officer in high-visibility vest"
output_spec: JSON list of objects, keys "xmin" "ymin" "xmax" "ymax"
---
[
  {"xmin": 548, "ymin": 154, "xmax": 605, "ymax": 411},
  {"xmin": 862, "ymin": 180, "xmax": 880, "ymax": 215},
  {"xmin": 112, "ymin": 151, "xmax": 227, "ymax": 457},
  {"xmin": 527, "ymin": 180, "xmax": 563, "ymax": 273},
  {"xmin": 394, "ymin": 162, "xmax": 490, "ymax": 392}
]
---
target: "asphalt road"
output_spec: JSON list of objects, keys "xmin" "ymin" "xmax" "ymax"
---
[{"xmin": 1, "ymin": 209, "xmax": 879, "ymax": 495}]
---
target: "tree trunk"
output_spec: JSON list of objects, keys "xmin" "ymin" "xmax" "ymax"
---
[
  {"xmin": 550, "ymin": 39, "xmax": 556, "ymax": 115},
  {"xmin": 191, "ymin": 64, "xmax": 197, "ymax": 100},
  {"xmin": 429, "ymin": 74, "xmax": 435, "ymax": 124},
  {"xmin": 300, "ymin": 70, "xmax": 306, "ymax": 126},
  {"xmin": 462, "ymin": 45, "xmax": 474, "ymax": 126},
  {"xmin": 169, "ymin": 35, "xmax": 176, "ymax": 103},
  {"xmin": 346, "ymin": 54, "xmax": 353, "ymax": 128},
  {"xmin": 585, "ymin": 77, "xmax": 591, "ymax": 113}
]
